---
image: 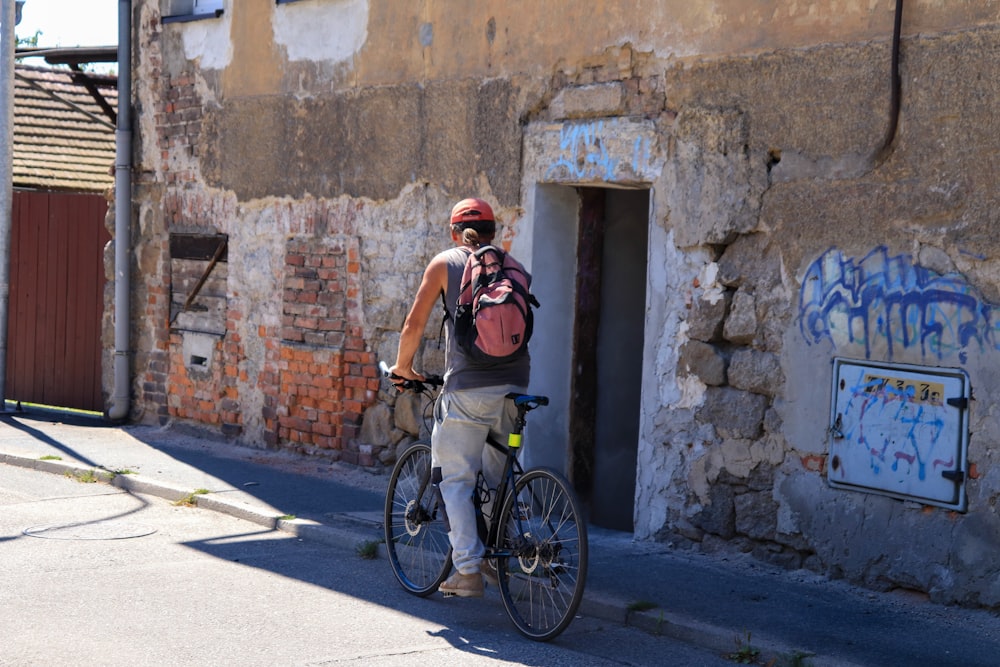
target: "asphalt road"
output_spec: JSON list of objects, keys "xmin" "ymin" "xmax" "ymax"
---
[{"xmin": 0, "ymin": 462, "xmax": 736, "ymax": 667}]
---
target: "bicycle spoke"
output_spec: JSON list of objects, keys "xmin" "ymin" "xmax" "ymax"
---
[
  {"xmin": 497, "ymin": 469, "xmax": 588, "ymax": 641},
  {"xmin": 384, "ymin": 442, "xmax": 452, "ymax": 596}
]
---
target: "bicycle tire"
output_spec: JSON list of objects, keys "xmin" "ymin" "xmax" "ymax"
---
[
  {"xmin": 496, "ymin": 467, "xmax": 588, "ymax": 641},
  {"xmin": 384, "ymin": 441, "xmax": 453, "ymax": 596}
]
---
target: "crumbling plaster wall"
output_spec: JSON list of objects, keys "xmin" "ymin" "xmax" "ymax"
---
[
  {"xmin": 518, "ymin": 22, "xmax": 1000, "ymax": 606},
  {"xmin": 125, "ymin": 0, "xmax": 1000, "ymax": 606},
  {"xmin": 129, "ymin": 0, "xmax": 536, "ymax": 461},
  {"xmin": 642, "ymin": 26, "xmax": 1000, "ymax": 607}
]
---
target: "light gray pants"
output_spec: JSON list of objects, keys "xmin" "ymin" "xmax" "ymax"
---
[{"xmin": 432, "ymin": 384, "xmax": 524, "ymax": 575}]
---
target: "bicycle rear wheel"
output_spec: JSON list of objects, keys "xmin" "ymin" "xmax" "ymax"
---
[
  {"xmin": 496, "ymin": 468, "xmax": 588, "ymax": 641},
  {"xmin": 384, "ymin": 441, "xmax": 452, "ymax": 596}
]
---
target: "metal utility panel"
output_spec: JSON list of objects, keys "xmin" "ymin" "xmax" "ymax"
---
[{"xmin": 828, "ymin": 358, "xmax": 970, "ymax": 511}]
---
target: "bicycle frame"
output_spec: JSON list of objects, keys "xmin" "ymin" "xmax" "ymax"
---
[
  {"xmin": 479, "ymin": 436, "xmax": 523, "ymax": 556},
  {"xmin": 476, "ymin": 394, "xmax": 555, "ymax": 560}
]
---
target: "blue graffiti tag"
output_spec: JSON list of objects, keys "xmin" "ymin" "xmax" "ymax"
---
[
  {"xmin": 544, "ymin": 119, "xmax": 649, "ymax": 181},
  {"xmin": 798, "ymin": 246, "xmax": 998, "ymax": 360},
  {"xmin": 546, "ymin": 121, "xmax": 614, "ymax": 180}
]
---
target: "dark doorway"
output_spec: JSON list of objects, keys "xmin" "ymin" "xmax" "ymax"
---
[{"xmin": 570, "ymin": 188, "xmax": 648, "ymax": 531}]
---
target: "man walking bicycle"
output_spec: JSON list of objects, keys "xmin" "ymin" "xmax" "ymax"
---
[{"xmin": 389, "ymin": 197, "xmax": 530, "ymax": 598}]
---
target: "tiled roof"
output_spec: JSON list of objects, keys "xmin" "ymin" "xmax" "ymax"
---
[{"xmin": 14, "ymin": 64, "xmax": 118, "ymax": 192}]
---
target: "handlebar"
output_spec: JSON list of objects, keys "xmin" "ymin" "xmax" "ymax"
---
[{"xmin": 379, "ymin": 361, "xmax": 444, "ymax": 393}]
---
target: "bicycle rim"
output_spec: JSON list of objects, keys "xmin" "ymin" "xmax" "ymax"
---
[
  {"xmin": 497, "ymin": 468, "xmax": 588, "ymax": 641},
  {"xmin": 384, "ymin": 442, "xmax": 452, "ymax": 596}
]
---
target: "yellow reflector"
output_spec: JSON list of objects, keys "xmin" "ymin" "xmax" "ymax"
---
[{"xmin": 508, "ymin": 433, "xmax": 522, "ymax": 449}]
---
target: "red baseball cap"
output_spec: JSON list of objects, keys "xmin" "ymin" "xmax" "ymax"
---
[{"xmin": 450, "ymin": 198, "xmax": 495, "ymax": 225}]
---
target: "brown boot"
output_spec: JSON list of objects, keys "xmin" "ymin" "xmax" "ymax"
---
[{"xmin": 439, "ymin": 570, "xmax": 484, "ymax": 598}]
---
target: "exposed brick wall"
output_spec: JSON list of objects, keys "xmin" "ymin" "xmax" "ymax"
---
[
  {"xmin": 219, "ymin": 308, "xmax": 245, "ymax": 437},
  {"xmin": 159, "ymin": 72, "xmax": 202, "ymax": 187},
  {"xmin": 545, "ymin": 45, "xmax": 667, "ymax": 119},
  {"xmin": 151, "ymin": 70, "xmax": 253, "ymax": 438},
  {"xmin": 140, "ymin": 238, "xmax": 171, "ymax": 425},
  {"xmin": 282, "ymin": 239, "xmax": 349, "ymax": 347},
  {"xmin": 166, "ymin": 331, "xmax": 222, "ymax": 424},
  {"xmin": 141, "ymin": 70, "xmax": 207, "ymax": 427},
  {"xmin": 258, "ymin": 239, "xmax": 380, "ymax": 463},
  {"xmin": 157, "ymin": 234, "xmax": 381, "ymax": 461}
]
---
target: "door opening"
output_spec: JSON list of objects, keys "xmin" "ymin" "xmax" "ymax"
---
[{"xmin": 570, "ymin": 187, "xmax": 648, "ymax": 531}]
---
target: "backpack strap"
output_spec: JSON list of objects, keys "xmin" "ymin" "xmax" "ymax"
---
[
  {"xmin": 437, "ymin": 290, "xmax": 449, "ymax": 345},
  {"xmin": 439, "ymin": 246, "xmax": 474, "ymax": 329},
  {"xmin": 440, "ymin": 290, "xmax": 451, "ymax": 320}
]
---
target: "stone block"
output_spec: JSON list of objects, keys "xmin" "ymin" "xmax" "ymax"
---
[
  {"xmin": 664, "ymin": 107, "xmax": 765, "ymax": 248},
  {"xmin": 728, "ymin": 349, "xmax": 783, "ymax": 397},
  {"xmin": 550, "ymin": 82, "xmax": 625, "ymax": 119},
  {"xmin": 691, "ymin": 482, "xmax": 736, "ymax": 539},
  {"xmin": 734, "ymin": 489, "xmax": 778, "ymax": 540},
  {"xmin": 763, "ymin": 407, "xmax": 783, "ymax": 434},
  {"xmin": 394, "ymin": 390, "xmax": 432, "ymax": 437},
  {"xmin": 717, "ymin": 233, "xmax": 781, "ymax": 289},
  {"xmin": 723, "ymin": 287, "xmax": 757, "ymax": 344},
  {"xmin": 686, "ymin": 291, "xmax": 730, "ymax": 342},
  {"xmin": 697, "ymin": 387, "xmax": 768, "ymax": 439},
  {"xmin": 359, "ymin": 402, "xmax": 394, "ymax": 447},
  {"xmin": 678, "ymin": 340, "xmax": 727, "ymax": 386}
]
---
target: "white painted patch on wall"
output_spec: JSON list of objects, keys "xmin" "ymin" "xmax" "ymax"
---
[
  {"xmin": 697, "ymin": 262, "xmax": 725, "ymax": 304},
  {"xmin": 273, "ymin": 0, "xmax": 369, "ymax": 63},
  {"xmin": 180, "ymin": 5, "xmax": 233, "ymax": 70}
]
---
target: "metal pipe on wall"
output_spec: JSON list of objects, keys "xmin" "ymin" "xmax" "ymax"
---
[
  {"xmin": 0, "ymin": 0, "xmax": 19, "ymax": 412},
  {"xmin": 107, "ymin": 0, "xmax": 132, "ymax": 420}
]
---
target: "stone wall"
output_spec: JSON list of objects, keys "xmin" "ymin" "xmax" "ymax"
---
[{"xmin": 636, "ymin": 27, "xmax": 1000, "ymax": 607}]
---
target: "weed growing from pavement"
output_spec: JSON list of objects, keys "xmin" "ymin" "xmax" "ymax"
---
[
  {"xmin": 356, "ymin": 539, "xmax": 382, "ymax": 560},
  {"xmin": 727, "ymin": 629, "xmax": 761, "ymax": 664},
  {"xmin": 65, "ymin": 469, "xmax": 98, "ymax": 484},
  {"xmin": 627, "ymin": 599, "xmax": 657, "ymax": 613},
  {"xmin": 174, "ymin": 489, "xmax": 210, "ymax": 506},
  {"xmin": 39, "ymin": 455, "xmax": 62, "ymax": 461},
  {"xmin": 278, "ymin": 514, "xmax": 296, "ymax": 521}
]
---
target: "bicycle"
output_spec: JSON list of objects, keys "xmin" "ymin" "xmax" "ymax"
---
[{"xmin": 379, "ymin": 362, "xmax": 588, "ymax": 642}]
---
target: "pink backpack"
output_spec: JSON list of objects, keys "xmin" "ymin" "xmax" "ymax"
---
[{"xmin": 451, "ymin": 245, "xmax": 538, "ymax": 363}]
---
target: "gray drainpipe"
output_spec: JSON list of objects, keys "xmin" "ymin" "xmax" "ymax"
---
[
  {"xmin": 108, "ymin": 0, "xmax": 132, "ymax": 420},
  {"xmin": 0, "ymin": 1, "xmax": 17, "ymax": 412}
]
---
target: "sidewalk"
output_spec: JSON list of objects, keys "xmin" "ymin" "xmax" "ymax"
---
[{"xmin": 3, "ymin": 406, "xmax": 1000, "ymax": 666}]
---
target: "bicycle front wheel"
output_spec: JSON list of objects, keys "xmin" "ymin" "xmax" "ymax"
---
[
  {"xmin": 384, "ymin": 441, "xmax": 452, "ymax": 596},
  {"xmin": 496, "ymin": 468, "xmax": 588, "ymax": 641}
]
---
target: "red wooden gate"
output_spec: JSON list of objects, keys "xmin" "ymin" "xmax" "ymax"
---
[{"xmin": 6, "ymin": 191, "xmax": 110, "ymax": 412}]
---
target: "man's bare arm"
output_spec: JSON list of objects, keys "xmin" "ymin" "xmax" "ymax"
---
[{"xmin": 390, "ymin": 256, "xmax": 448, "ymax": 381}]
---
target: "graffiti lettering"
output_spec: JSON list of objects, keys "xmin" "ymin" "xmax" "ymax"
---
[
  {"xmin": 544, "ymin": 120, "xmax": 649, "ymax": 181},
  {"xmin": 799, "ymin": 246, "xmax": 997, "ymax": 360}
]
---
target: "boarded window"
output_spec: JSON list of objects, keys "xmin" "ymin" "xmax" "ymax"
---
[{"xmin": 169, "ymin": 233, "xmax": 228, "ymax": 336}]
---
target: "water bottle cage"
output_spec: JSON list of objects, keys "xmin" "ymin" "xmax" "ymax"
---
[{"xmin": 474, "ymin": 471, "xmax": 494, "ymax": 519}]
